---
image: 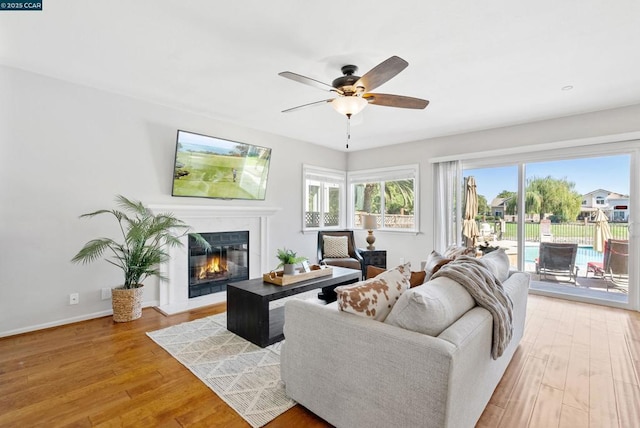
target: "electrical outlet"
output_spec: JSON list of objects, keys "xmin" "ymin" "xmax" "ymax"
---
[
  {"xmin": 101, "ymin": 287, "xmax": 111, "ymax": 300},
  {"xmin": 69, "ymin": 293, "xmax": 79, "ymax": 305}
]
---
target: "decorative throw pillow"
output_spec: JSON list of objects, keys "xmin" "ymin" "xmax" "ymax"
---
[
  {"xmin": 479, "ymin": 248, "xmax": 510, "ymax": 282},
  {"xmin": 443, "ymin": 244, "xmax": 477, "ymax": 259},
  {"xmin": 367, "ymin": 265, "xmax": 426, "ymax": 288},
  {"xmin": 423, "ymin": 250, "xmax": 453, "ymax": 282},
  {"xmin": 335, "ymin": 263, "xmax": 411, "ymax": 321},
  {"xmin": 409, "ymin": 270, "xmax": 427, "ymax": 288},
  {"xmin": 384, "ymin": 276, "xmax": 476, "ymax": 336},
  {"xmin": 323, "ymin": 235, "xmax": 349, "ymax": 258},
  {"xmin": 366, "ymin": 265, "xmax": 385, "ymax": 279}
]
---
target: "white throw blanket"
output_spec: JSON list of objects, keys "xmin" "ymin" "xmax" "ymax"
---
[{"xmin": 432, "ymin": 256, "xmax": 514, "ymax": 359}]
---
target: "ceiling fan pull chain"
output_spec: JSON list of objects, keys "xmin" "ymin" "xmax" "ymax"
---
[{"xmin": 346, "ymin": 113, "xmax": 351, "ymax": 149}]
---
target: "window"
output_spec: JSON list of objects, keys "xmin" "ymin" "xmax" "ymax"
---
[
  {"xmin": 303, "ymin": 165, "xmax": 346, "ymax": 230},
  {"xmin": 348, "ymin": 164, "xmax": 419, "ymax": 232},
  {"xmin": 596, "ymin": 196, "xmax": 605, "ymax": 205}
]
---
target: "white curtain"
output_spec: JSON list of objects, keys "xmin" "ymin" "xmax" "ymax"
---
[{"xmin": 434, "ymin": 160, "xmax": 461, "ymax": 252}]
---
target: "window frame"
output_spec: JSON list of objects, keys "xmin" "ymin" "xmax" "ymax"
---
[
  {"xmin": 347, "ymin": 164, "xmax": 420, "ymax": 233},
  {"xmin": 302, "ymin": 164, "xmax": 346, "ymax": 231}
]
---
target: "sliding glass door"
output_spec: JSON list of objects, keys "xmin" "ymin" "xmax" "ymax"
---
[{"xmin": 463, "ymin": 153, "xmax": 632, "ymax": 306}]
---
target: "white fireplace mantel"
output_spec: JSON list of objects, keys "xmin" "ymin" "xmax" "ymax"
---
[{"xmin": 149, "ymin": 204, "xmax": 280, "ymax": 315}]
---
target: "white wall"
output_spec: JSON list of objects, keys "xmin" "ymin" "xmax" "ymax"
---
[
  {"xmin": 0, "ymin": 66, "xmax": 346, "ymax": 336},
  {"xmin": 346, "ymin": 104, "xmax": 640, "ymax": 271}
]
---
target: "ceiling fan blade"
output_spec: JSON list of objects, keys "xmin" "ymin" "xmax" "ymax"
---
[
  {"xmin": 363, "ymin": 93, "xmax": 429, "ymax": 109},
  {"xmin": 354, "ymin": 56, "xmax": 409, "ymax": 92},
  {"xmin": 279, "ymin": 71, "xmax": 339, "ymax": 93},
  {"xmin": 282, "ymin": 98, "xmax": 334, "ymax": 113}
]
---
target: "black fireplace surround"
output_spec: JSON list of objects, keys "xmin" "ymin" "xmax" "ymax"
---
[{"xmin": 188, "ymin": 231, "xmax": 249, "ymax": 298}]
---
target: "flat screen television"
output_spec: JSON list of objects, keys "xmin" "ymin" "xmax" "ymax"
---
[{"xmin": 171, "ymin": 130, "xmax": 272, "ymax": 200}]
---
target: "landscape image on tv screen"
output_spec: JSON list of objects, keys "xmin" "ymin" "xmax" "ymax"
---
[{"xmin": 172, "ymin": 130, "xmax": 272, "ymax": 200}]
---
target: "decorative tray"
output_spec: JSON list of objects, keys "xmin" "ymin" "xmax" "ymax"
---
[{"xmin": 263, "ymin": 265, "xmax": 333, "ymax": 286}]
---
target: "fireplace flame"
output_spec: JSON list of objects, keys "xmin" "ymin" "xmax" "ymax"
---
[{"xmin": 198, "ymin": 256, "xmax": 227, "ymax": 280}]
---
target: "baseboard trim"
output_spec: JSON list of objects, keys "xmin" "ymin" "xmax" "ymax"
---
[{"xmin": 0, "ymin": 300, "xmax": 160, "ymax": 338}]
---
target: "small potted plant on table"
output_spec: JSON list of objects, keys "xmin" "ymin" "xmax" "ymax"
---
[{"xmin": 276, "ymin": 248, "xmax": 307, "ymax": 275}]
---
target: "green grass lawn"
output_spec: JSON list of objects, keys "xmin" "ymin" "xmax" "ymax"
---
[
  {"xmin": 502, "ymin": 222, "xmax": 628, "ymax": 242},
  {"xmin": 172, "ymin": 152, "xmax": 269, "ymax": 199}
]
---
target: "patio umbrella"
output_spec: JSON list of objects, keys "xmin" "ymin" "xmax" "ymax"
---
[
  {"xmin": 593, "ymin": 209, "xmax": 612, "ymax": 252},
  {"xmin": 462, "ymin": 176, "xmax": 479, "ymax": 247}
]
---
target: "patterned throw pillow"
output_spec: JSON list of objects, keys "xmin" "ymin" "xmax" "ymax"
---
[
  {"xmin": 443, "ymin": 244, "xmax": 477, "ymax": 259},
  {"xmin": 423, "ymin": 250, "xmax": 453, "ymax": 281},
  {"xmin": 323, "ymin": 235, "xmax": 349, "ymax": 258},
  {"xmin": 367, "ymin": 265, "xmax": 426, "ymax": 288},
  {"xmin": 335, "ymin": 263, "xmax": 411, "ymax": 321}
]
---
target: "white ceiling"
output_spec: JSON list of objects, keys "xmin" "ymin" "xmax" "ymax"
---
[{"xmin": 2, "ymin": 1, "xmax": 639, "ymax": 151}]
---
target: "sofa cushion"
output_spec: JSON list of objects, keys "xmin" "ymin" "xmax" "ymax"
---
[
  {"xmin": 367, "ymin": 265, "xmax": 427, "ymax": 288},
  {"xmin": 479, "ymin": 248, "xmax": 510, "ymax": 282},
  {"xmin": 335, "ymin": 263, "xmax": 411, "ymax": 321},
  {"xmin": 384, "ymin": 276, "xmax": 476, "ymax": 336},
  {"xmin": 423, "ymin": 250, "xmax": 453, "ymax": 281},
  {"xmin": 323, "ymin": 235, "xmax": 349, "ymax": 258}
]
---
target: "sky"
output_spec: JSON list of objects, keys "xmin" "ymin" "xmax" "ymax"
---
[{"xmin": 465, "ymin": 154, "xmax": 630, "ymax": 203}]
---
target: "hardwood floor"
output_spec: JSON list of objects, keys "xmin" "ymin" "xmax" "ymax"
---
[{"xmin": 1, "ymin": 295, "xmax": 639, "ymax": 427}]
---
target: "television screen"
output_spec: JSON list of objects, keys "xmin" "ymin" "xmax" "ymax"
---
[{"xmin": 172, "ymin": 130, "xmax": 272, "ymax": 200}]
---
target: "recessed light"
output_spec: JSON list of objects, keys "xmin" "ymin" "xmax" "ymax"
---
[{"xmin": 561, "ymin": 85, "xmax": 574, "ymax": 91}]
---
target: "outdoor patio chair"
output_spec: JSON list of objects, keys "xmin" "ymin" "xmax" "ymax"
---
[
  {"xmin": 586, "ymin": 240, "xmax": 609, "ymax": 278},
  {"xmin": 539, "ymin": 219, "xmax": 554, "ymax": 242},
  {"xmin": 535, "ymin": 242, "xmax": 579, "ymax": 284},
  {"xmin": 605, "ymin": 239, "xmax": 628, "ymax": 292},
  {"xmin": 479, "ymin": 222, "xmax": 496, "ymax": 241}
]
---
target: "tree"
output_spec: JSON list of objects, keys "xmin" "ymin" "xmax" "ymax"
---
[
  {"xmin": 527, "ymin": 176, "xmax": 581, "ymax": 222},
  {"xmin": 497, "ymin": 190, "xmax": 516, "ymax": 199},
  {"xmin": 477, "ymin": 194, "xmax": 489, "ymax": 217},
  {"xmin": 498, "ymin": 176, "xmax": 581, "ymax": 222},
  {"xmin": 360, "ymin": 180, "xmax": 414, "ymax": 215},
  {"xmin": 503, "ymin": 177, "xmax": 581, "ymax": 221}
]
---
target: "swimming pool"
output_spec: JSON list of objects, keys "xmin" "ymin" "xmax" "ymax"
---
[{"xmin": 524, "ymin": 245, "xmax": 602, "ymax": 270}]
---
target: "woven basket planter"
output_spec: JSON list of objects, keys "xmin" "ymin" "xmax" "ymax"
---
[{"xmin": 111, "ymin": 286, "xmax": 144, "ymax": 322}]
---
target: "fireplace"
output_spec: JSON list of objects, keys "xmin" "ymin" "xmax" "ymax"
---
[
  {"xmin": 188, "ymin": 231, "xmax": 249, "ymax": 298},
  {"xmin": 150, "ymin": 204, "xmax": 279, "ymax": 316}
]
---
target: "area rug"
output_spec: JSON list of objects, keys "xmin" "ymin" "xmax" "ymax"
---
[{"xmin": 147, "ymin": 312, "xmax": 294, "ymax": 427}]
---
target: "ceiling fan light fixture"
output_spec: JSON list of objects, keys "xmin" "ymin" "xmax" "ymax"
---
[{"xmin": 331, "ymin": 96, "xmax": 368, "ymax": 116}]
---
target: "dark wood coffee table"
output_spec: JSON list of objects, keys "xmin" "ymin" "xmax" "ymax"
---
[{"xmin": 226, "ymin": 266, "xmax": 361, "ymax": 347}]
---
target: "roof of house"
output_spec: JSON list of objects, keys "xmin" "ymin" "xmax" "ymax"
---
[
  {"xmin": 582, "ymin": 189, "xmax": 629, "ymax": 199},
  {"xmin": 490, "ymin": 197, "xmax": 511, "ymax": 207}
]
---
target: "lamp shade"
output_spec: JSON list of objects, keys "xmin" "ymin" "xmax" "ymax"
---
[
  {"xmin": 331, "ymin": 96, "xmax": 368, "ymax": 116},
  {"xmin": 363, "ymin": 214, "xmax": 378, "ymax": 230}
]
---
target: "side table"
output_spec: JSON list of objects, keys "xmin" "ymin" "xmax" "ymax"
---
[{"xmin": 358, "ymin": 248, "xmax": 387, "ymax": 271}]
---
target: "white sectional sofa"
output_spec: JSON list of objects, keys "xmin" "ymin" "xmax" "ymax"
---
[{"xmin": 281, "ymin": 268, "xmax": 530, "ymax": 428}]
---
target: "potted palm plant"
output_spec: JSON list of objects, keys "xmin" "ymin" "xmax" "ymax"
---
[
  {"xmin": 276, "ymin": 248, "xmax": 307, "ymax": 275},
  {"xmin": 71, "ymin": 195, "xmax": 210, "ymax": 322}
]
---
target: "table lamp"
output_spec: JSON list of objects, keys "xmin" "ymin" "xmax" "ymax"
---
[{"xmin": 363, "ymin": 214, "xmax": 378, "ymax": 250}]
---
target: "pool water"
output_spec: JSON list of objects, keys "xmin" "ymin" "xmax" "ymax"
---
[{"xmin": 524, "ymin": 245, "xmax": 603, "ymax": 270}]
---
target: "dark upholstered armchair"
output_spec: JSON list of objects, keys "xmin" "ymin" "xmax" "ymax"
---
[{"xmin": 317, "ymin": 230, "xmax": 365, "ymax": 279}]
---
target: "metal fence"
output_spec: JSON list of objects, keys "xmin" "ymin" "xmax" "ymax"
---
[{"xmin": 496, "ymin": 221, "xmax": 629, "ymax": 245}]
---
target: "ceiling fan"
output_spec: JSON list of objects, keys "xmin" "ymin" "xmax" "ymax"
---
[{"xmin": 278, "ymin": 55, "xmax": 429, "ymax": 117}]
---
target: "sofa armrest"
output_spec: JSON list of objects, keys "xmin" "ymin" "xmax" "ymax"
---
[{"xmin": 281, "ymin": 299, "xmax": 456, "ymax": 428}]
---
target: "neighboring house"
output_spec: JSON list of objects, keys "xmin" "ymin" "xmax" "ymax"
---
[
  {"xmin": 490, "ymin": 197, "xmax": 509, "ymax": 219},
  {"xmin": 580, "ymin": 189, "xmax": 630, "ymax": 222},
  {"xmin": 490, "ymin": 196, "xmax": 540, "ymax": 222}
]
